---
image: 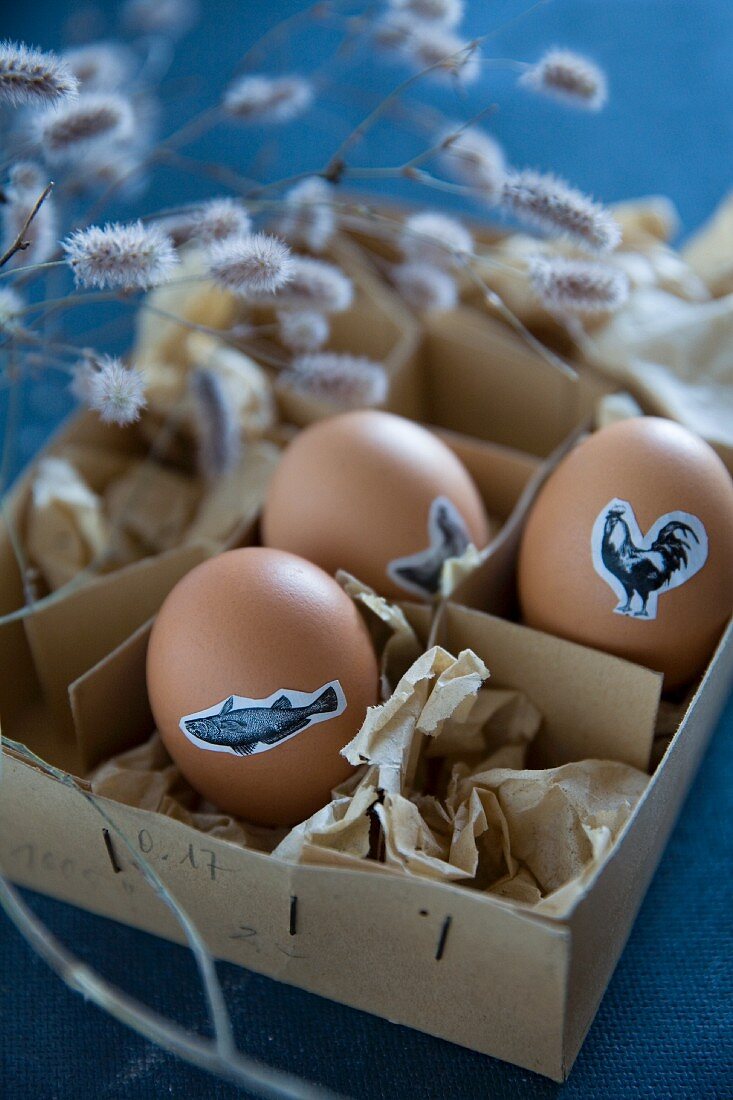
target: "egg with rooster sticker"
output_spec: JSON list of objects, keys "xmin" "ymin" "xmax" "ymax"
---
[
  {"xmin": 146, "ymin": 547, "xmax": 380, "ymax": 825},
  {"xmin": 517, "ymin": 418, "xmax": 733, "ymax": 689},
  {"xmin": 262, "ymin": 410, "xmax": 491, "ymax": 600}
]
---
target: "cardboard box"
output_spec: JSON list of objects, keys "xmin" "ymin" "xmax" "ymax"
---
[
  {"xmin": 2, "ymin": 585, "xmax": 730, "ymax": 1081},
  {"xmin": 1, "ymin": 242, "xmax": 730, "ymax": 1082}
]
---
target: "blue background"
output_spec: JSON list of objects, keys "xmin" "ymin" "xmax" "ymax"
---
[{"xmin": 1, "ymin": 1, "xmax": 732, "ymax": 1096}]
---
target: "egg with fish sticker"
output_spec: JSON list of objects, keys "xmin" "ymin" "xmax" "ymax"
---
[
  {"xmin": 146, "ymin": 548, "xmax": 379, "ymax": 825},
  {"xmin": 262, "ymin": 410, "xmax": 491, "ymax": 600},
  {"xmin": 518, "ymin": 417, "xmax": 733, "ymax": 690}
]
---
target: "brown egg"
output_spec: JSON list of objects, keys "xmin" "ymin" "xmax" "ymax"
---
[
  {"xmin": 518, "ymin": 417, "xmax": 733, "ymax": 690},
  {"xmin": 262, "ymin": 410, "xmax": 491, "ymax": 600},
  {"xmin": 146, "ymin": 547, "xmax": 379, "ymax": 825}
]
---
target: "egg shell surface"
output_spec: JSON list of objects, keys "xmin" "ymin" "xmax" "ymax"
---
[
  {"xmin": 146, "ymin": 547, "xmax": 379, "ymax": 825},
  {"xmin": 261, "ymin": 410, "xmax": 491, "ymax": 600},
  {"xmin": 518, "ymin": 417, "xmax": 733, "ymax": 689}
]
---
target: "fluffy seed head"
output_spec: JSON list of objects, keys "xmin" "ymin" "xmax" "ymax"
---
[
  {"xmin": 389, "ymin": 0, "xmax": 464, "ymax": 27},
  {"xmin": 439, "ymin": 125, "xmax": 506, "ymax": 198},
  {"xmin": 2, "ymin": 162, "xmax": 57, "ymax": 268},
  {"xmin": 277, "ymin": 309, "xmax": 329, "ymax": 353},
  {"xmin": 36, "ymin": 92, "xmax": 135, "ymax": 164},
  {"xmin": 63, "ymin": 149, "xmax": 147, "ymax": 200},
  {"xmin": 7, "ymin": 162, "xmax": 45, "ymax": 192},
  {"xmin": 0, "ymin": 41, "xmax": 79, "ymax": 108},
  {"xmin": 122, "ymin": 0, "xmax": 200, "ymax": 38},
  {"xmin": 0, "ymin": 288, "xmax": 24, "ymax": 332},
  {"xmin": 521, "ymin": 50, "xmax": 607, "ymax": 111},
  {"xmin": 69, "ymin": 357, "xmax": 98, "ymax": 404},
  {"xmin": 374, "ymin": 12, "xmax": 417, "ymax": 52},
  {"xmin": 501, "ymin": 170, "xmax": 621, "ymax": 253},
  {"xmin": 401, "ymin": 211, "xmax": 473, "ymax": 267},
  {"xmin": 189, "ymin": 367, "xmax": 242, "ymax": 479},
  {"xmin": 207, "ymin": 233, "xmax": 293, "ymax": 295},
  {"xmin": 160, "ymin": 198, "xmax": 251, "ymax": 248},
  {"xmin": 224, "ymin": 74, "xmax": 313, "ymax": 124},
  {"xmin": 62, "ymin": 42, "xmax": 134, "ymax": 92},
  {"xmin": 279, "ymin": 353, "xmax": 388, "ymax": 410},
  {"xmin": 528, "ymin": 256, "xmax": 630, "ymax": 314},
  {"xmin": 402, "ymin": 26, "xmax": 479, "ymax": 83},
  {"xmin": 257, "ymin": 256, "xmax": 353, "ymax": 313},
  {"xmin": 87, "ymin": 356, "xmax": 147, "ymax": 425},
  {"xmin": 278, "ymin": 177, "xmax": 335, "ymax": 253},
  {"xmin": 392, "ymin": 262, "xmax": 458, "ymax": 312},
  {"xmin": 63, "ymin": 220, "xmax": 179, "ymax": 289}
]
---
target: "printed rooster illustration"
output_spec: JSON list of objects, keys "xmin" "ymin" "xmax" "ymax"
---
[{"xmin": 599, "ymin": 503, "xmax": 701, "ymax": 618}]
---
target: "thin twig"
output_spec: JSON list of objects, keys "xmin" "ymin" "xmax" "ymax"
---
[{"xmin": 0, "ymin": 182, "xmax": 54, "ymax": 270}]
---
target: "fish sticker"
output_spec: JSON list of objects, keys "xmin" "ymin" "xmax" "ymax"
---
[
  {"xmin": 180, "ymin": 680, "xmax": 347, "ymax": 757},
  {"xmin": 387, "ymin": 496, "xmax": 471, "ymax": 598},
  {"xmin": 591, "ymin": 498, "xmax": 708, "ymax": 620}
]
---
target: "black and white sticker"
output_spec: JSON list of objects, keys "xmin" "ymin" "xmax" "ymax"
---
[
  {"xmin": 387, "ymin": 496, "xmax": 471, "ymax": 598},
  {"xmin": 179, "ymin": 680, "xmax": 347, "ymax": 757},
  {"xmin": 591, "ymin": 497, "xmax": 708, "ymax": 620}
]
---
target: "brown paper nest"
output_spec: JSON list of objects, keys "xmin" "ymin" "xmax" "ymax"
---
[{"xmin": 90, "ymin": 576, "xmax": 649, "ymax": 914}]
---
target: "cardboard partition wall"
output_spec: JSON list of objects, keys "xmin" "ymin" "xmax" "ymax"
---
[{"xmin": 420, "ymin": 308, "xmax": 613, "ymax": 457}]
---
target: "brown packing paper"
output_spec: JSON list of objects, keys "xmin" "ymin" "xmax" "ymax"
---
[
  {"xmin": 336, "ymin": 572, "xmax": 424, "ymax": 694},
  {"xmin": 25, "ymin": 455, "xmax": 113, "ymax": 591},
  {"xmin": 415, "ymin": 604, "xmax": 661, "ymax": 772},
  {"xmin": 133, "ymin": 235, "xmax": 424, "ymax": 432},
  {"xmin": 341, "ymin": 645, "xmax": 490, "ymax": 793},
  {"xmin": 81, "ymin": 612, "xmax": 647, "ymax": 912},
  {"xmin": 183, "ymin": 439, "xmax": 281, "ymax": 548},
  {"xmin": 133, "ymin": 248, "xmax": 240, "ymax": 373},
  {"xmin": 682, "ymin": 189, "xmax": 733, "ymax": 297},
  {"xmin": 580, "ymin": 287, "xmax": 733, "ymax": 469},
  {"xmin": 103, "ymin": 461, "xmax": 201, "ymax": 555}
]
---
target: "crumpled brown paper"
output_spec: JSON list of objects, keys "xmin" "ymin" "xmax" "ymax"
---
[
  {"xmin": 682, "ymin": 189, "xmax": 733, "ymax": 297},
  {"xmin": 133, "ymin": 251, "xmax": 278, "ymax": 452},
  {"xmin": 89, "ymin": 627, "xmax": 649, "ymax": 911},
  {"xmin": 90, "ymin": 733, "xmax": 288, "ymax": 852},
  {"xmin": 133, "ymin": 249, "xmax": 240, "ymax": 371},
  {"xmin": 25, "ymin": 456, "xmax": 112, "ymax": 591},
  {"xmin": 24, "ymin": 447, "xmax": 202, "ymax": 588},
  {"xmin": 581, "ymin": 287, "xmax": 733, "ymax": 455},
  {"xmin": 184, "ymin": 439, "xmax": 281, "ymax": 547},
  {"xmin": 104, "ymin": 461, "xmax": 201, "ymax": 554},
  {"xmin": 341, "ymin": 645, "xmax": 490, "ymax": 793},
  {"xmin": 337, "ymin": 571, "xmax": 428, "ymax": 697}
]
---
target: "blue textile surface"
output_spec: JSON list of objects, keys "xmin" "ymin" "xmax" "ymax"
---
[{"xmin": 1, "ymin": 1, "xmax": 733, "ymax": 1096}]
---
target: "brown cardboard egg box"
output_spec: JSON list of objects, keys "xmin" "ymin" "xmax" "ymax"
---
[{"xmin": 2, "ymin": 229, "xmax": 731, "ymax": 1082}]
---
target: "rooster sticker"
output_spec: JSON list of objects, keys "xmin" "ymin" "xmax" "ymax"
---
[
  {"xmin": 180, "ymin": 681, "xmax": 347, "ymax": 756},
  {"xmin": 591, "ymin": 498, "xmax": 708, "ymax": 620}
]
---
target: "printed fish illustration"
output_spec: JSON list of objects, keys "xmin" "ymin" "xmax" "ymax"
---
[
  {"xmin": 182, "ymin": 684, "xmax": 342, "ymax": 756},
  {"xmin": 388, "ymin": 496, "xmax": 471, "ymax": 597}
]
